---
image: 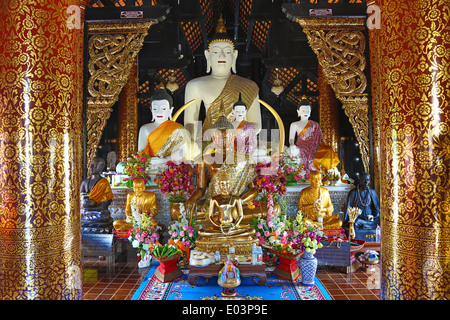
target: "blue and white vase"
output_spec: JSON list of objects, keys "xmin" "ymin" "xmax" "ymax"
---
[{"xmin": 299, "ymin": 251, "xmax": 318, "ymax": 286}]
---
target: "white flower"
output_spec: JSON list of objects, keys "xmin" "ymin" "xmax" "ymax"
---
[{"xmin": 132, "ymin": 240, "xmax": 139, "ymax": 248}]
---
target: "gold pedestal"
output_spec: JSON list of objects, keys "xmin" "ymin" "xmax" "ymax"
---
[{"xmin": 195, "ymin": 237, "xmax": 259, "ymax": 256}]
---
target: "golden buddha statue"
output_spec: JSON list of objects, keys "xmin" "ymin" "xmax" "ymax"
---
[
  {"xmin": 113, "ymin": 178, "xmax": 158, "ymax": 231},
  {"xmin": 185, "ymin": 115, "xmax": 278, "ymax": 230},
  {"xmin": 298, "ymin": 170, "xmax": 342, "ymax": 230},
  {"xmin": 195, "ymin": 171, "xmax": 258, "ymax": 255}
]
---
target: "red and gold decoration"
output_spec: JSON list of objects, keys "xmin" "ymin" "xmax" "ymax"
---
[
  {"xmin": 0, "ymin": 0, "xmax": 87, "ymax": 299},
  {"xmin": 150, "ymin": 243, "xmax": 183, "ymax": 283},
  {"xmin": 85, "ymin": 19, "xmax": 156, "ymax": 168},
  {"xmin": 291, "ymin": 16, "xmax": 371, "ymax": 173},
  {"xmin": 376, "ymin": 0, "xmax": 450, "ymax": 299},
  {"xmin": 117, "ymin": 58, "xmax": 139, "ymax": 163}
]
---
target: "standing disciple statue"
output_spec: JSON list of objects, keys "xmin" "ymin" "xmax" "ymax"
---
[
  {"xmin": 298, "ymin": 170, "xmax": 343, "ymax": 230},
  {"xmin": 138, "ymin": 87, "xmax": 190, "ymax": 165},
  {"xmin": 231, "ymin": 93, "xmax": 257, "ymax": 155},
  {"xmin": 80, "ymin": 157, "xmax": 114, "ymax": 234},
  {"xmin": 183, "ymin": 15, "xmax": 261, "ymax": 158},
  {"xmin": 289, "ymin": 99, "xmax": 339, "ymax": 173},
  {"xmin": 344, "ymin": 173, "xmax": 380, "ymax": 241}
]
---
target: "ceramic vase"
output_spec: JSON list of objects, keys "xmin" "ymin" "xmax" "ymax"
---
[{"xmin": 299, "ymin": 251, "xmax": 317, "ymax": 286}]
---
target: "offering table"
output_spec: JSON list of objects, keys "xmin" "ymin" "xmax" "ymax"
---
[{"xmin": 187, "ymin": 263, "xmax": 267, "ymax": 286}]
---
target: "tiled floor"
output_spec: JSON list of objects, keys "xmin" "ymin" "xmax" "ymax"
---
[{"xmin": 82, "ymin": 251, "xmax": 380, "ymax": 300}]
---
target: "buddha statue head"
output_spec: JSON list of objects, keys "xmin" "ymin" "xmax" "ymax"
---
[
  {"xmin": 217, "ymin": 170, "xmax": 232, "ymax": 196},
  {"xmin": 149, "ymin": 87, "xmax": 174, "ymax": 124},
  {"xmin": 88, "ymin": 157, "xmax": 105, "ymax": 177},
  {"xmin": 133, "ymin": 178, "xmax": 146, "ymax": 196},
  {"xmin": 358, "ymin": 172, "xmax": 371, "ymax": 190},
  {"xmin": 297, "ymin": 98, "xmax": 312, "ymax": 120},
  {"xmin": 309, "ymin": 170, "xmax": 323, "ymax": 188},
  {"xmin": 232, "ymin": 93, "xmax": 247, "ymax": 122},
  {"xmin": 205, "ymin": 15, "xmax": 238, "ymax": 75}
]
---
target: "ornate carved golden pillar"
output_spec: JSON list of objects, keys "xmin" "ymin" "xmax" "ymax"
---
[
  {"xmin": 0, "ymin": 0, "xmax": 86, "ymax": 299},
  {"xmin": 86, "ymin": 20, "xmax": 155, "ymax": 168},
  {"xmin": 294, "ymin": 17, "xmax": 371, "ymax": 173},
  {"xmin": 377, "ymin": 0, "xmax": 450, "ymax": 299},
  {"xmin": 117, "ymin": 58, "xmax": 139, "ymax": 162},
  {"xmin": 367, "ymin": 0, "xmax": 382, "ymax": 195},
  {"xmin": 318, "ymin": 64, "xmax": 340, "ymax": 157}
]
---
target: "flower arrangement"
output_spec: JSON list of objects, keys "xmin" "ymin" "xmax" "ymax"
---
[
  {"xmin": 123, "ymin": 153, "xmax": 152, "ymax": 188},
  {"xmin": 325, "ymin": 169, "xmax": 340, "ymax": 185},
  {"xmin": 299, "ymin": 223, "xmax": 324, "ymax": 255},
  {"xmin": 253, "ymin": 209, "xmax": 324, "ymax": 256},
  {"xmin": 253, "ymin": 161, "xmax": 286, "ymax": 201},
  {"xmin": 280, "ymin": 150, "xmax": 307, "ymax": 184},
  {"xmin": 127, "ymin": 214, "xmax": 162, "ymax": 262},
  {"xmin": 155, "ymin": 160, "xmax": 195, "ymax": 202},
  {"xmin": 168, "ymin": 210, "xmax": 198, "ymax": 249}
]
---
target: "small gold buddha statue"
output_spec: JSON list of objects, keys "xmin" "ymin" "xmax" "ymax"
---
[
  {"xmin": 113, "ymin": 178, "xmax": 158, "ymax": 231},
  {"xmin": 298, "ymin": 170, "xmax": 342, "ymax": 230},
  {"xmin": 195, "ymin": 171, "xmax": 257, "ymax": 255}
]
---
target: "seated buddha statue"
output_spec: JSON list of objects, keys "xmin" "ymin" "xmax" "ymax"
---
[
  {"xmin": 80, "ymin": 157, "xmax": 114, "ymax": 234},
  {"xmin": 298, "ymin": 170, "xmax": 342, "ymax": 230},
  {"xmin": 138, "ymin": 87, "xmax": 190, "ymax": 165},
  {"xmin": 113, "ymin": 178, "xmax": 158, "ymax": 232},
  {"xmin": 196, "ymin": 170, "xmax": 257, "ymax": 255},
  {"xmin": 344, "ymin": 173, "xmax": 380, "ymax": 241},
  {"xmin": 185, "ymin": 115, "xmax": 279, "ymax": 231}
]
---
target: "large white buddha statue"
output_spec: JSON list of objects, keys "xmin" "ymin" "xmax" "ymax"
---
[
  {"xmin": 138, "ymin": 88, "xmax": 190, "ymax": 165},
  {"xmin": 184, "ymin": 16, "xmax": 261, "ymax": 157}
]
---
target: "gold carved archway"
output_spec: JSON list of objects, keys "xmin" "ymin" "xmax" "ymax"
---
[
  {"xmin": 85, "ymin": 21, "xmax": 156, "ymax": 167},
  {"xmin": 288, "ymin": 16, "xmax": 371, "ymax": 173}
]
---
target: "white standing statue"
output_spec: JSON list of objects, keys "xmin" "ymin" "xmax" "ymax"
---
[
  {"xmin": 230, "ymin": 93, "xmax": 257, "ymax": 156},
  {"xmin": 138, "ymin": 87, "xmax": 190, "ymax": 165},
  {"xmin": 289, "ymin": 98, "xmax": 339, "ymax": 173},
  {"xmin": 184, "ymin": 15, "xmax": 262, "ymax": 157}
]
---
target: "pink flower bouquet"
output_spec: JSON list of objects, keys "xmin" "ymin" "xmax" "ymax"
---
[
  {"xmin": 155, "ymin": 160, "xmax": 195, "ymax": 202},
  {"xmin": 123, "ymin": 153, "xmax": 152, "ymax": 188}
]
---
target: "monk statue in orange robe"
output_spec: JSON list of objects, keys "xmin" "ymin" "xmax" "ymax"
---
[
  {"xmin": 138, "ymin": 87, "xmax": 190, "ymax": 166},
  {"xmin": 80, "ymin": 157, "xmax": 114, "ymax": 234},
  {"xmin": 113, "ymin": 178, "xmax": 158, "ymax": 232}
]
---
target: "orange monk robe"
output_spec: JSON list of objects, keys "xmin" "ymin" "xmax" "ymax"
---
[
  {"xmin": 140, "ymin": 120, "xmax": 183, "ymax": 157},
  {"xmin": 89, "ymin": 178, "xmax": 114, "ymax": 205}
]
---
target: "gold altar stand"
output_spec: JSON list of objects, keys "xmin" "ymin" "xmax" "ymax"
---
[{"xmin": 187, "ymin": 264, "xmax": 267, "ymax": 286}]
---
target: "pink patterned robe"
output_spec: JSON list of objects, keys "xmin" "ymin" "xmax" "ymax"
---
[
  {"xmin": 295, "ymin": 120, "xmax": 325, "ymax": 173},
  {"xmin": 234, "ymin": 121, "xmax": 257, "ymax": 155}
]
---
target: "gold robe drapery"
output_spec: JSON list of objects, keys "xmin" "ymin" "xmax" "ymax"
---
[{"xmin": 202, "ymin": 75, "xmax": 258, "ymax": 135}]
